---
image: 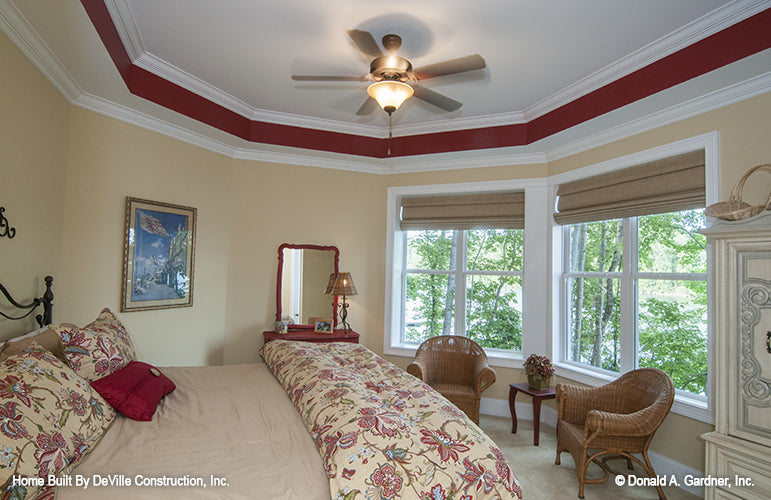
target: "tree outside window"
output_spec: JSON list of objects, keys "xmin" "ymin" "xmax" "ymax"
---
[
  {"xmin": 564, "ymin": 209, "xmax": 707, "ymax": 396},
  {"xmin": 404, "ymin": 229, "xmax": 523, "ymax": 351}
]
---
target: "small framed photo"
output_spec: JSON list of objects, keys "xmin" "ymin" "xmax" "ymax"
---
[
  {"xmin": 122, "ymin": 197, "xmax": 196, "ymax": 312},
  {"xmin": 314, "ymin": 319, "xmax": 333, "ymax": 333},
  {"xmin": 308, "ymin": 316, "xmax": 323, "ymax": 326}
]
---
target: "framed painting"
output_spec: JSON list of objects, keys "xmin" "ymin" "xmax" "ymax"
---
[{"xmin": 122, "ymin": 197, "xmax": 197, "ymax": 312}]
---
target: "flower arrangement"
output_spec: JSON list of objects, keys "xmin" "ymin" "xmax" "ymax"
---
[{"xmin": 523, "ymin": 354, "xmax": 555, "ymax": 380}]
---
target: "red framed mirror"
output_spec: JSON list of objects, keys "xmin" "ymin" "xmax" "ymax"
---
[{"xmin": 275, "ymin": 243, "xmax": 339, "ymax": 330}]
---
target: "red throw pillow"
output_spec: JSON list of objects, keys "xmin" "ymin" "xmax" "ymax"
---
[{"xmin": 90, "ymin": 361, "xmax": 175, "ymax": 421}]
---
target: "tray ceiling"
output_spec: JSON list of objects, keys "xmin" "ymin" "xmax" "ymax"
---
[{"xmin": 1, "ymin": 0, "xmax": 770, "ymax": 171}]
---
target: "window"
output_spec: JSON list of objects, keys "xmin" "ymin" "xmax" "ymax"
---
[
  {"xmin": 563, "ymin": 211, "xmax": 707, "ymax": 397},
  {"xmin": 403, "ymin": 228, "xmax": 524, "ymax": 350},
  {"xmin": 390, "ymin": 190, "xmax": 527, "ymax": 354},
  {"xmin": 556, "ymin": 150, "xmax": 709, "ymax": 399}
]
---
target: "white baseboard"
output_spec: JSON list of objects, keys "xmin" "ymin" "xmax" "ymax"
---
[
  {"xmin": 647, "ymin": 450, "xmax": 704, "ymax": 497},
  {"xmin": 480, "ymin": 397, "xmax": 704, "ymax": 497}
]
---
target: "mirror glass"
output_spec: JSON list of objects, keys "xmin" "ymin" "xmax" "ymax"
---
[{"xmin": 276, "ymin": 244, "xmax": 339, "ymax": 329}]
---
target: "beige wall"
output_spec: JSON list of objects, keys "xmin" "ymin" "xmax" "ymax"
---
[
  {"xmin": 0, "ymin": 31, "xmax": 69, "ymax": 338},
  {"xmin": 222, "ymin": 160, "xmax": 384, "ymax": 363},
  {"xmin": 4, "ymin": 27, "xmax": 771, "ymax": 475},
  {"xmin": 57, "ymin": 108, "xmax": 234, "ymax": 366}
]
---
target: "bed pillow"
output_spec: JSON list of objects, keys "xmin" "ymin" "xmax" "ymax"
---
[
  {"xmin": 90, "ymin": 361, "xmax": 175, "ymax": 421},
  {"xmin": 0, "ymin": 344, "xmax": 116, "ymax": 499},
  {"xmin": 0, "ymin": 327, "xmax": 62, "ymax": 362},
  {"xmin": 0, "ymin": 326, "xmax": 49, "ymax": 350},
  {"xmin": 51, "ymin": 308, "xmax": 136, "ymax": 381}
]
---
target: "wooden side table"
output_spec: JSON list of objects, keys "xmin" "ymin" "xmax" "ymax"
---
[
  {"xmin": 263, "ymin": 329, "xmax": 359, "ymax": 344},
  {"xmin": 509, "ymin": 382, "xmax": 556, "ymax": 446}
]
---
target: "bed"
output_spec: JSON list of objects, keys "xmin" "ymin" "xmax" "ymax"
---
[{"xmin": 0, "ymin": 278, "xmax": 522, "ymax": 499}]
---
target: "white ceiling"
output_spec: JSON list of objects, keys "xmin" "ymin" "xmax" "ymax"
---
[{"xmin": 2, "ymin": 0, "xmax": 770, "ymax": 172}]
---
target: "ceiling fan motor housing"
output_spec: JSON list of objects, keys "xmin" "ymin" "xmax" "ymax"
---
[{"xmin": 370, "ymin": 55, "xmax": 412, "ymax": 82}]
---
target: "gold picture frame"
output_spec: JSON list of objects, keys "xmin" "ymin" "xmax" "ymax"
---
[
  {"xmin": 122, "ymin": 197, "xmax": 196, "ymax": 312},
  {"xmin": 314, "ymin": 319, "xmax": 333, "ymax": 333}
]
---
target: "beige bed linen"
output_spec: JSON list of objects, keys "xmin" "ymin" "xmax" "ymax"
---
[{"xmin": 55, "ymin": 363, "xmax": 330, "ymax": 500}]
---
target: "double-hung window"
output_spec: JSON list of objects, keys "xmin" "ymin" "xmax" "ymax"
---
[
  {"xmin": 397, "ymin": 192, "xmax": 525, "ymax": 352},
  {"xmin": 556, "ymin": 151, "xmax": 708, "ymax": 398}
]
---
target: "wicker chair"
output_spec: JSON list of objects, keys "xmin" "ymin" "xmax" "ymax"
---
[
  {"xmin": 555, "ymin": 368, "xmax": 674, "ymax": 499},
  {"xmin": 406, "ymin": 335, "xmax": 495, "ymax": 424}
]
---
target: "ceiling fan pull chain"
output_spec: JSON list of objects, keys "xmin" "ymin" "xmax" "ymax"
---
[{"xmin": 387, "ymin": 113, "xmax": 393, "ymax": 157}]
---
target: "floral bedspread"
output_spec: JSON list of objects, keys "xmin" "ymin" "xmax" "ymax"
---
[{"xmin": 261, "ymin": 340, "xmax": 522, "ymax": 500}]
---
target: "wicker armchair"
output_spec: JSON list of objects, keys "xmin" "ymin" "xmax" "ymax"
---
[
  {"xmin": 406, "ymin": 335, "xmax": 495, "ymax": 424},
  {"xmin": 555, "ymin": 368, "xmax": 674, "ymax": 499}
]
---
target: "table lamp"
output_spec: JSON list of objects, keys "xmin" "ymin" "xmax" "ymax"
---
[{"xmin": 325, "ymin": 272, "xmax": 357, "ymax": 334}]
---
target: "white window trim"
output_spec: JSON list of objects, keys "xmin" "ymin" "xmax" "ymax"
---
[{"xmin": 384, "ymin": 131, "xmax": 719, "ymax": 424}]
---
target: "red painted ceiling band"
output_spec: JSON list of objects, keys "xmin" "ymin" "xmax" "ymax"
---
[{"xmin": 80, "ymin": 1, "xmax": 771, "ymax": 158}]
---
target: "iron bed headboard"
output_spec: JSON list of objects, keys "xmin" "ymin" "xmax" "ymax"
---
[{"xmin": 0, "ymin": 276, "xmax": 53, "ymax": 327}]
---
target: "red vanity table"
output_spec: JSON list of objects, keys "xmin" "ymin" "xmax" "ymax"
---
[{"xmin": 263, "ymin": 329, "xmax": 359, "ymax": 344}]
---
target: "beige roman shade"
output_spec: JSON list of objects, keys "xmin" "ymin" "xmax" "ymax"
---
[
  {"xmin": 554, "ymin": 150, "xmax": 705, "ymax": 225},
  {"xmin": 400, "ymin": 192, "xmax": 525, "ymax": 230}
]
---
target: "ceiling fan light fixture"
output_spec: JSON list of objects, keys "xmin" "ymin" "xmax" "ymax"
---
[{"xmin": 367, "ymin": 80, "xmax": 414, "ymax": 114}]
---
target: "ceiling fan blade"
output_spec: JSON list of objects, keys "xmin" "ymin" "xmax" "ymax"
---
[
  {"xmin": 291, "ymin": 75, "xmax": 364, "ymax": 81},
  {"xmin": 413, "ymin": 54, "xmax": 486, "ymax": 80},
  {"xmin": 347, "ymin": 29, "xmax": 383, "ymax": 57},
  {"xmin": 413, "ymin": 85, "xmax": 462, "ymax": 112},
  {"xmin": 355, "ymin": 98, "xmax": 378, "ymax": 116}
]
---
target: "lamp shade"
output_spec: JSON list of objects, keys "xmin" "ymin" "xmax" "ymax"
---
[
  {"xmin": 329, "ymin": 272, "xmax": 357, "ymax": 296},
  {"xmin": 323, "ymin": 273, "xmax": 336, "ymax": 295},
  {"xmin": 367, "ymin": 81, "xmax": 413, "ymax": 114}
]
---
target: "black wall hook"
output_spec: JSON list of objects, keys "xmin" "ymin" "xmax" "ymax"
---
[{"xmin": 0, "ymin": 207, "xmax": 16, "ymax": 239}]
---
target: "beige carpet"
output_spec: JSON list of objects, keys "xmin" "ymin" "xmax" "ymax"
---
[{"xmin": 478, "ymin": 415, "xmax": 701, "ymax": 499}]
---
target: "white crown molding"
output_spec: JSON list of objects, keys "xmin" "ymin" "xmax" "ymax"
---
[
  {"xmin": 231, "ymin": 146, "xmax": 385, "ymax": 174},
  {"xmin": 0, "ymin": 0, "xmax": 82, "ymax": 102},
  {"xmin": 381, "ymin": 151, "xmax": 548, "ymax": 174},
  {"xmin": 73, "ymin": 92, "xmax": 239, "ymax": 158},
  {"xmin": 133, "ymin": 52, "xmax": 254, "ymax": 117},
  {"xmin": 392, "ymin": 110, "xmax": 527, "ymax": 137},
  {"xmin": 523, "ymin": 0, "xmax": 770, "ymax": 121},
  {"xmin": 73, "ymin": 91, "xmax": 388, "ymax": 174},
  {"xmin": 133, "ymin": 51, "xmax": 386, "ymax": 139},
  {"xmin": 67, "ymin": 69, "xmax": 770, "ymax": 176},
  {"xmin": 545, "ymin": 70, "xmax": 771, "ymax": 163},
  {"xmin": 548, "ymin": 132, "xmax": 719, "ymax": 187},
  {"xmin": 104, "ymin": 0, "xmax": 143, "ymax": 61}
]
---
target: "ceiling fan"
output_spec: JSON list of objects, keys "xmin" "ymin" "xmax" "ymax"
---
[{"xmin": 291, "ymin": 30, "xmax": 486, "ymax": 116}]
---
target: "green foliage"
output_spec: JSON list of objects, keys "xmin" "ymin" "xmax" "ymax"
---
[
  {"xmin": 638, "ymin": 210, "xmax": 706, "ymax": 273},
  {"xmin": 638, "ymin": 297, "xmax": 707, "ymax": 395},
  {"xmin": 404, "ymin": 229, "xmax": 523, "ymax": 349}
]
